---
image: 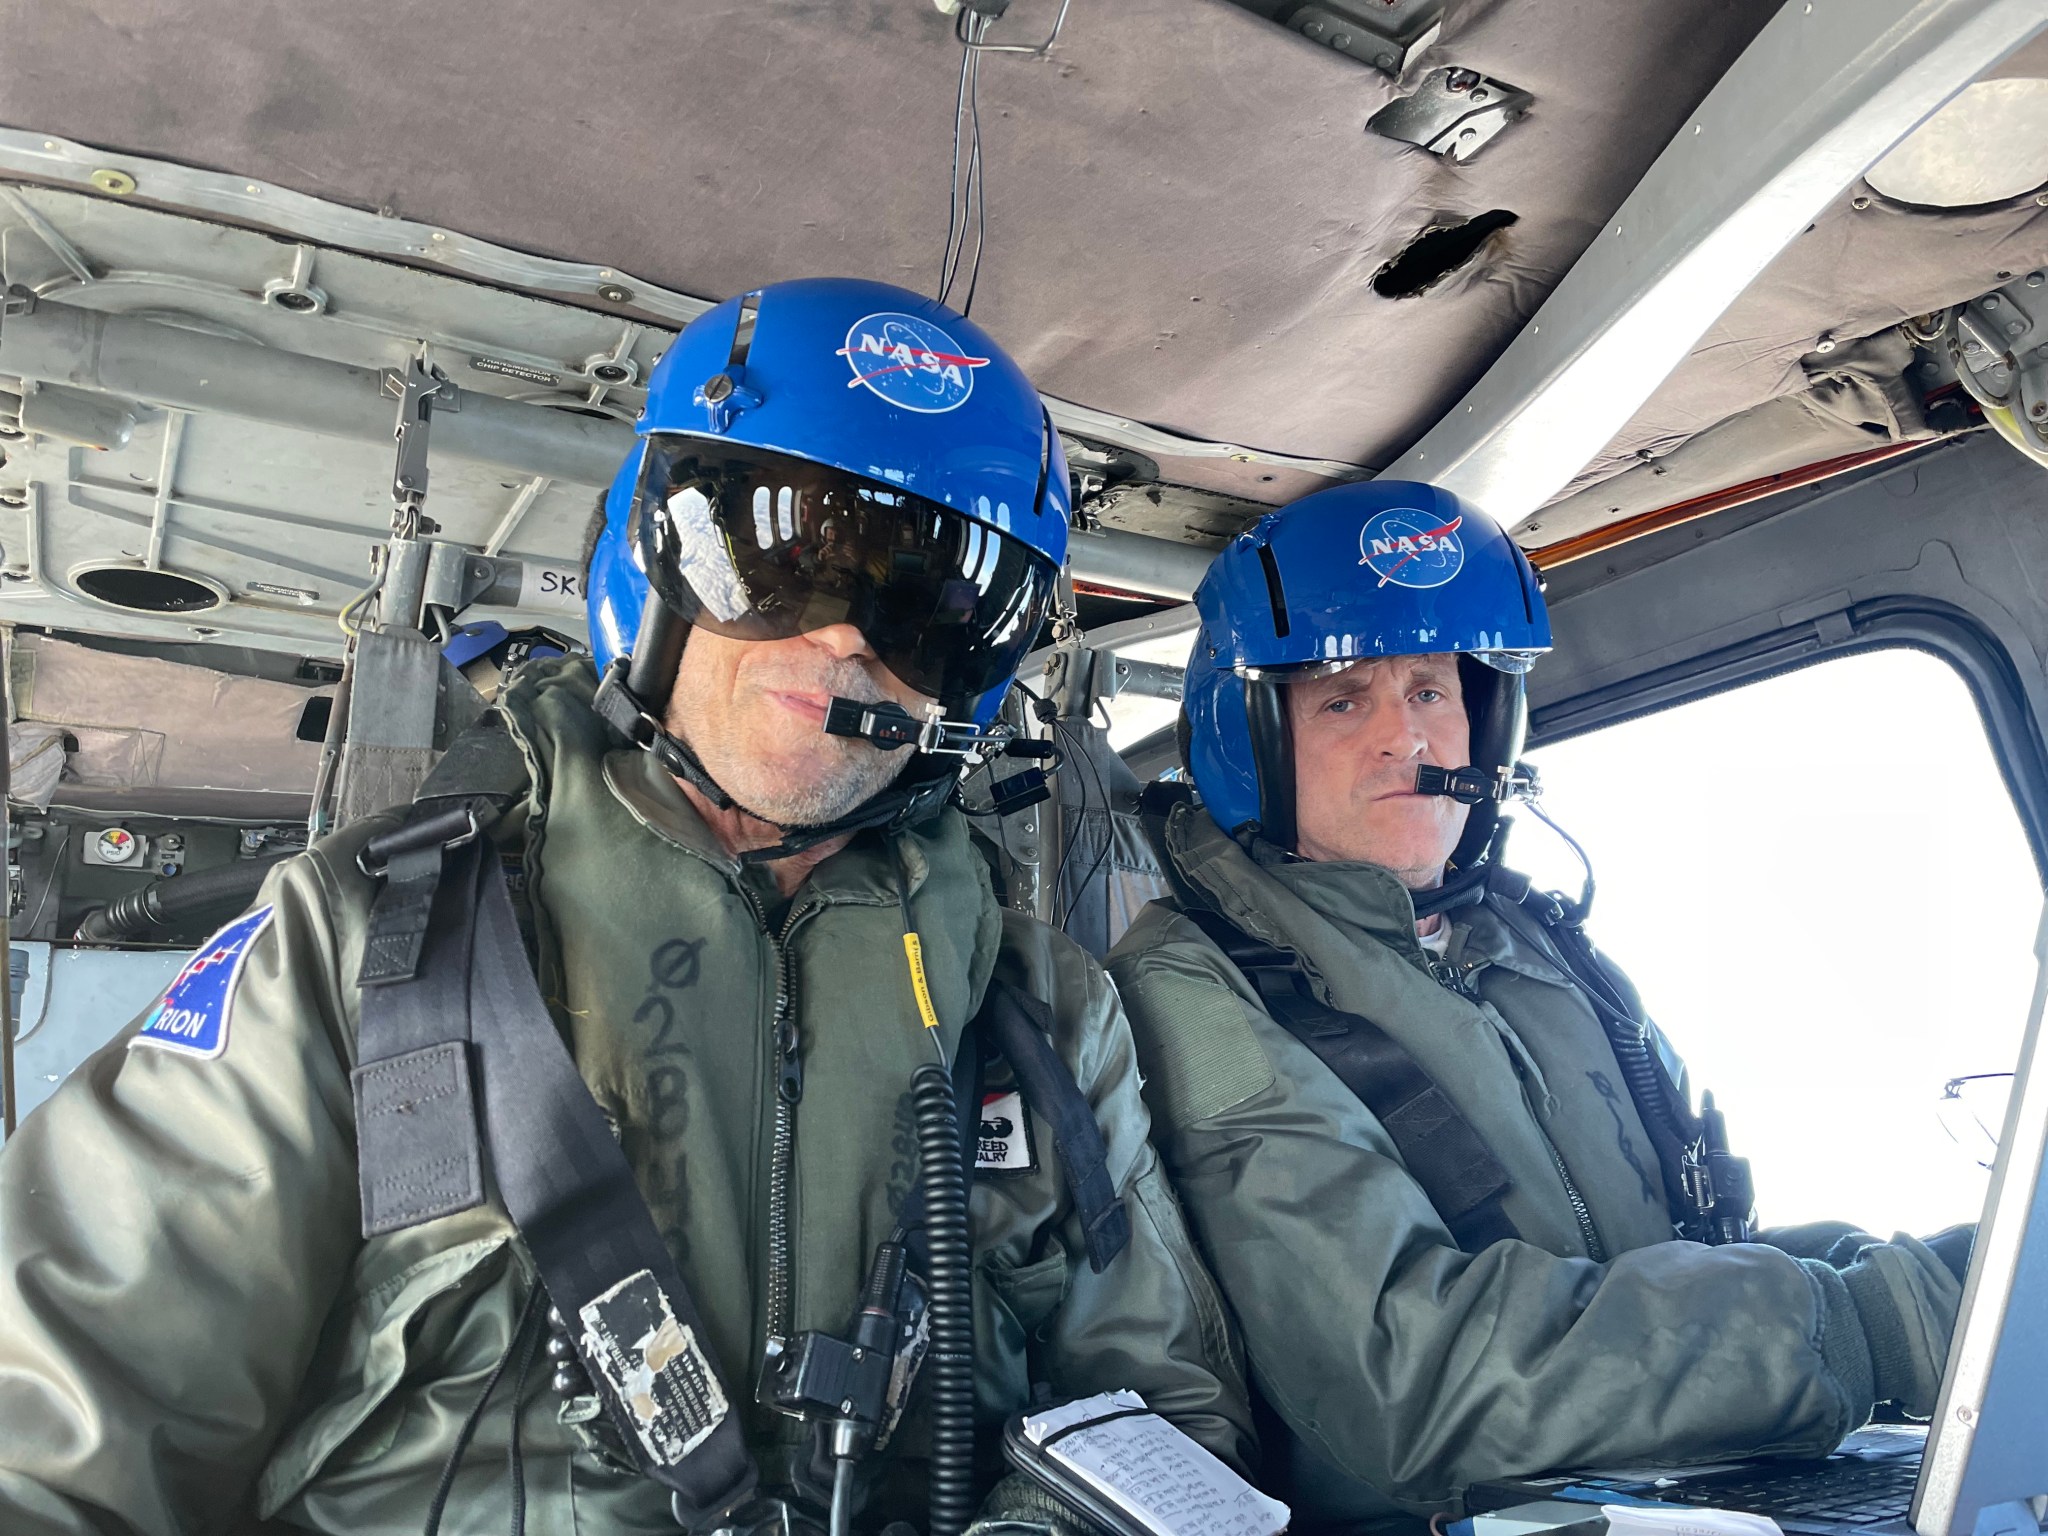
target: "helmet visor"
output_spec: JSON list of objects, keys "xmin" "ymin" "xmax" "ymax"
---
[{"xmin": 635, "ymin": 438, "xmax": 1056, "ymax": 704}]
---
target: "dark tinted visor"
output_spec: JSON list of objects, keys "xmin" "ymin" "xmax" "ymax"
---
[{"xmin": 635, "ymin": 438, "xmax": 1056, "ymax": 705}]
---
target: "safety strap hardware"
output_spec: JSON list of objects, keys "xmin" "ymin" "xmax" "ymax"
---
[
  {"xmin": 356, "ymin": 805, "xmax": 480, "ymax": 878},
  {"xmin": 1179, "ymin": 905, "xmax": 1520, "ymax": 1255}
]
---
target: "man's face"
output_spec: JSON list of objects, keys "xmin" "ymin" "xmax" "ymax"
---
[
  {"xmin": 666, "ymin": 624, "xmax": 929, "ymax": 826},
  {"xmin": 1287, "ymin": 653, "xmax": 1472, "ymax": 886}
]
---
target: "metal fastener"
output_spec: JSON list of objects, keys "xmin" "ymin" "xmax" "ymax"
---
[
  {"xmin": 1851, "ymin": 195, "xmax": 1872, "ymax": 210},
  {"xmin": 591, "ymin": 362, "xmax": 632, "ymax": 384},
  {"xmin": 701, "ymin": 373, "xmax": 735, "ymax": 403},
  {"xmin": 2029, "ymin": 272, "xmax": 2045, "ymax": 288},
  {"xmin": 0, "ymin": 488, "xmax": 27, "ymax": 508},
  {"xmin": 2009, "ymin": 321, "xmax": 2027, "ymax": 337},
  {"xmin": 597, "ymin": 283, "xmax": 633, "ymax": 304},
  {"xmin": 1333, "ymin": 31, "xmax": 1352, "ymax": 47},
  {"xmin": 88, "ymin": 168, "xmax": 137, "ymax": 195},
  {"xmin": 1814, "ymin": 331, "xmax": 1838, "ymax": 354},
  {"xmin": 2031, "ymin": 402, "xmax": 2047, "ymax": 419},
  {"xmin": 1984, "ymin": 296, "xmax": 2001, "ymax": 310}
]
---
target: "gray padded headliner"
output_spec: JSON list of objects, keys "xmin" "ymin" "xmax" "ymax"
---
[{"xmin": 1, "ymin": 0, "xmax": 2044, "ymax": 513}]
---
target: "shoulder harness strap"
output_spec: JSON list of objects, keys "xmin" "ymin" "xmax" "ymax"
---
[
  {"xmin": 351, "ymin": 720, "xmax": 757, "ymax": 1529},
  {"xmin": 1178, "ymin": 905, "xmax": 1520, "ymax": 1255},
  {"xmin": 973, "ymin": 978, "xmax": 1132, "ymax": 1273}
]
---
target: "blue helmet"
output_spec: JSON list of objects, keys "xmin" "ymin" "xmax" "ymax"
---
[
  {"xmin": 1182, "ymin": 480, "xmax": 1550, "ymax": 869},
  {"xmin": 586, "ymin": 277, "xmax": 1069, "ymax": 729}
]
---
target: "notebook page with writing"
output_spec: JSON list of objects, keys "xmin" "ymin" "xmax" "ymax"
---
[{"xmin": 1022, "ymin": 1390, "xmax": 1290, "ymax": 1536}]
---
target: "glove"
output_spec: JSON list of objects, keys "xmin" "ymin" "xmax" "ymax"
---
[
  {"xmin": 1918, "ymin": 1222, "xmax": 1975, "ymax": 1284},
  {"xmin": 967, "ymin": 1472, "xmax": 1116, "ymax": 1536},
  {"xmin": 1756, "ymin": 1220, "xmax": 1878, "ymax": 1262},
  {"xmin": 1832, "ymin": 1234, "xmax": 1964, "ymax": 1417}
]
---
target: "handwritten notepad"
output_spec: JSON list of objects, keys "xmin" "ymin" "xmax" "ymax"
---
[{"xmin": 1020, "ymin": 1390, "xmax": 1291, "ymax": 1536}]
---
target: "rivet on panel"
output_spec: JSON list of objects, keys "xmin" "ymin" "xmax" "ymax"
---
[{"xmin": 88, "ymin": 168, "xmax": 137, "ymax": 195}]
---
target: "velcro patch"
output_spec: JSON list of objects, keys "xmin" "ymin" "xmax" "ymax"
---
[
  {"xmin": 578, "ymin": 1269, "xmax": 729, "ymax": 1466},
  {"xmin": 976, "ymin": 1089, "xmax": 1038, "ymax": 1174},
  {"xmin": 130, "ymin": 905, "xmax": 276, "ymax": 1061}
]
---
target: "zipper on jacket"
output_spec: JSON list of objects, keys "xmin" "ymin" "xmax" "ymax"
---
[
  {"xmin": 1545, "ymin": 1138, "xmax": 1607, "ymax": 1263},
  {"xmin": 1501, "ymin": 1037, "xmax": 1610, "ymax": 1264},
  {"xmin": 742, "ymin": 889, "xmax": 813, "ymax": 1353}
]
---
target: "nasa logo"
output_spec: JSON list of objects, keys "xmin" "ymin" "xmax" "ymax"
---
[
  {"xmin": 838, "ymin": 312, "xmax": 990, "ymax": 413},
  {"xmin": 129, "ymin": 905, "xmax": 276, "ymax": 1061},
  {"xmin": 1358, "ymin": 507, "xmax": 1466, "ymax": 590}
]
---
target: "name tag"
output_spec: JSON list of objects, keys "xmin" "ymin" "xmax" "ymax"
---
[{"xmin": 976, "ymin": 1089, "xmax": 1037, "ymax": 1174}]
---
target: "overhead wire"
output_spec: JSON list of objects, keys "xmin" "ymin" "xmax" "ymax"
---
[{"xmin": 938, "ymin": 9, "xmax": 992, "ymax": 315}]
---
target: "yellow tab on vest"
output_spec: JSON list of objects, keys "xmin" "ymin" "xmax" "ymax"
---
[{"xmin": 903, "ymin": 932, "xmax": 941, "ymax": 1030}]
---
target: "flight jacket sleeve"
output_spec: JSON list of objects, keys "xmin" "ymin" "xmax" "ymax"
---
[
  {"xmin": 1107, "ymin": 904, "xmax": 1875, "ymax": 1513},
  {"xmin": 0, "ymin": 845, "xmax": 367, "ymax": 1536},
  {"xmin": 982, "ymin": 914, "xmax": 1257, "ymax": 1480}
]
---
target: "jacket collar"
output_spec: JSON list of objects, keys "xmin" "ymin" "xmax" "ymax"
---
[
  {"xmin": 1169, "ymin": 802, "xmax": 1575, "ymax": 987},
  {"xmin": 602, "ymin": 744, "xmax": 943, "ymax": 909}
]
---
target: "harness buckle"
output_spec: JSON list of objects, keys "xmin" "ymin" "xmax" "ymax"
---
[{"xmin": 356, "ymin": 806, "xmax": 481, "ymax": 877}]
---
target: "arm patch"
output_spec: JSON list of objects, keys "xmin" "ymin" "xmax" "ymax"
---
[{"xmin": 129, "ymin": 905, "xmax": 277, "ymax": 1061}]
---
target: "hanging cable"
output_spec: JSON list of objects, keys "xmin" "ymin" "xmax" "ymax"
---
[
  {"xmin": 958, "ymin": 9, "xmax": 991, "ymax": 317},
  {"xmin": 1520, "ymin": 797, "xmax": 1596, "ymax": 921}
]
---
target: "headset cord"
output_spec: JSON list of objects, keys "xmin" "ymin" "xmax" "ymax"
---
[{"xmin": 423, "ymin": 1283, "xmax": 545, "ymax": 1536}]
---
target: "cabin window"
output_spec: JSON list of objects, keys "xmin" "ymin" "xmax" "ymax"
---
[{"xmin": 1515, "ymin": 647, "xmax": 2036, "ymax": 1236}]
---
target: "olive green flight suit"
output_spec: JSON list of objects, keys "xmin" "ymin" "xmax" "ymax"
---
[
  {"xmin": 0, "ymin": 660, "xmax": 1250, "ymax": 1536},
  {"xmin": 1107, "ymin": 805, "xmax": 1960, "ymax": 1529}
]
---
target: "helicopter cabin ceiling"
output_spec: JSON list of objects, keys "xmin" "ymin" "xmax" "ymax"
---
[{"xmin": 0, "ymin": 0, "xmax": 2044, "ymax": 629}]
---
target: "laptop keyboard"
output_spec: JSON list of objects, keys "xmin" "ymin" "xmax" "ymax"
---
[{"xmin": 1662, "ymin": 1458, "xmax": 1920, "ymax": 1525}]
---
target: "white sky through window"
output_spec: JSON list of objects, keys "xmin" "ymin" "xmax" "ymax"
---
[{"xmin": 1514, "ymin": 648, "xmax": 2040, "ymax": 1238}]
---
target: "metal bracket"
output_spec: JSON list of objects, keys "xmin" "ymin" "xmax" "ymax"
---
[
  {"xmin": 1369, "ymin": 67, "xmax": 1533, "ymax": 163},
  {"xmin": 423, "ymin": 542, "xmax": 511, "ymax": 616},
  {"xmin": 1265, "ymin": 0, "xmax": 1442, "ymax": 77},
  {"xmin": 1042, "ymin": 644, "xmax": 1186, "ymax": 719},
  {"xmin": 382, "ymin": 352, "xmax": 460, "ymax": 537},
  {"xmin": 1952, "ymin": 271, "xmax": 2048, "ymax": 453}
]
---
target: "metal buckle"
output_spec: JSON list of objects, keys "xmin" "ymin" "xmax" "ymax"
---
[{"xmin": 356, "ymin": 806, "xmax": 481, "ymax": 877}]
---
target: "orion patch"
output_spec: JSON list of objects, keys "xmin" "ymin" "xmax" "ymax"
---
[
  {"xmin": 838, "ymin": 312, "xmax": 990, "ymax": 413},
  {"xmin": 130, "ymin": 905, "xmax": 275, "ymax": 1060},
  {"xmin": 976, "ymin": 1089, "xmax": 1037, "ymax": 1174},
  {"xmin": 1358, "ymin": 507, "xmax": 1465, "ymax": 590}
]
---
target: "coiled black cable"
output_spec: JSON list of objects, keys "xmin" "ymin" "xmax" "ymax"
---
[{"xmin": 910, "ymin": 1062, "xmax": 975, "ymax": 1536}]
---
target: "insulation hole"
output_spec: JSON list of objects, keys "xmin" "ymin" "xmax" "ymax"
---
[
  {"xmin": 73, "ymin": 565, "xmax": 222, "ymax": 613},
  {"xmin": 1373, "ymin": 210, "xmax": 1519, "ymax": 298}
]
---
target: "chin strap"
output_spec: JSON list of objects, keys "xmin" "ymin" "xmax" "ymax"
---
[{"xmin": 592, "ymin": 657, "xmax": 961, "ymax": 862}]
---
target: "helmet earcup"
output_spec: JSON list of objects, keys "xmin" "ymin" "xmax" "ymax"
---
[
  {"xmin": 1450, "ymin": 656, "xmax": 1529, "ymax": 870},
  {"xmin": 1246, "ymin": 677, "xmax": 1296, "ymax": 854}
]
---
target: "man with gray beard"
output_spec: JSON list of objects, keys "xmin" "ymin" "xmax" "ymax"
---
[{"xmin": 0, "ymin": 279, "xmax": 1249, "ymax": 1536}]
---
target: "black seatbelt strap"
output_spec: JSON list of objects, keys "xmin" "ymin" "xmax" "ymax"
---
[
  {"xmin": 973, "ymin": 979, "xmax": 1132, "ymax": 1273},
  {"xmin": 464, "ymin": 850, "xmax": 757, "ymax": 1525},
  {"xmin": 353, "ymin": 823, "xmax": 757, "ymax": 1526},
  {"xmin": 1180, "ymin": 907, "xmax": 1519, "ymax": 1254}
]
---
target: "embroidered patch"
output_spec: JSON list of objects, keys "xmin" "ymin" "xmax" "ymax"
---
[
  {"xmin": 578, "ymin": 1269, "xmax": 730, "ymax": 1465},
  {"xmin": 837, "ymin": 312, "xmax": 990, "ymax": 413},
  {"xmin": 1358, "ymin": 506, "xmax": 1466, "ymax": 589},
  {"xmin": 976, "ymin": 1089, "xmax": 1038, "ymax": 1174},
  {"xmin": 129, "ymin": 905, "xmax": 276, "ymax": 1060}
]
